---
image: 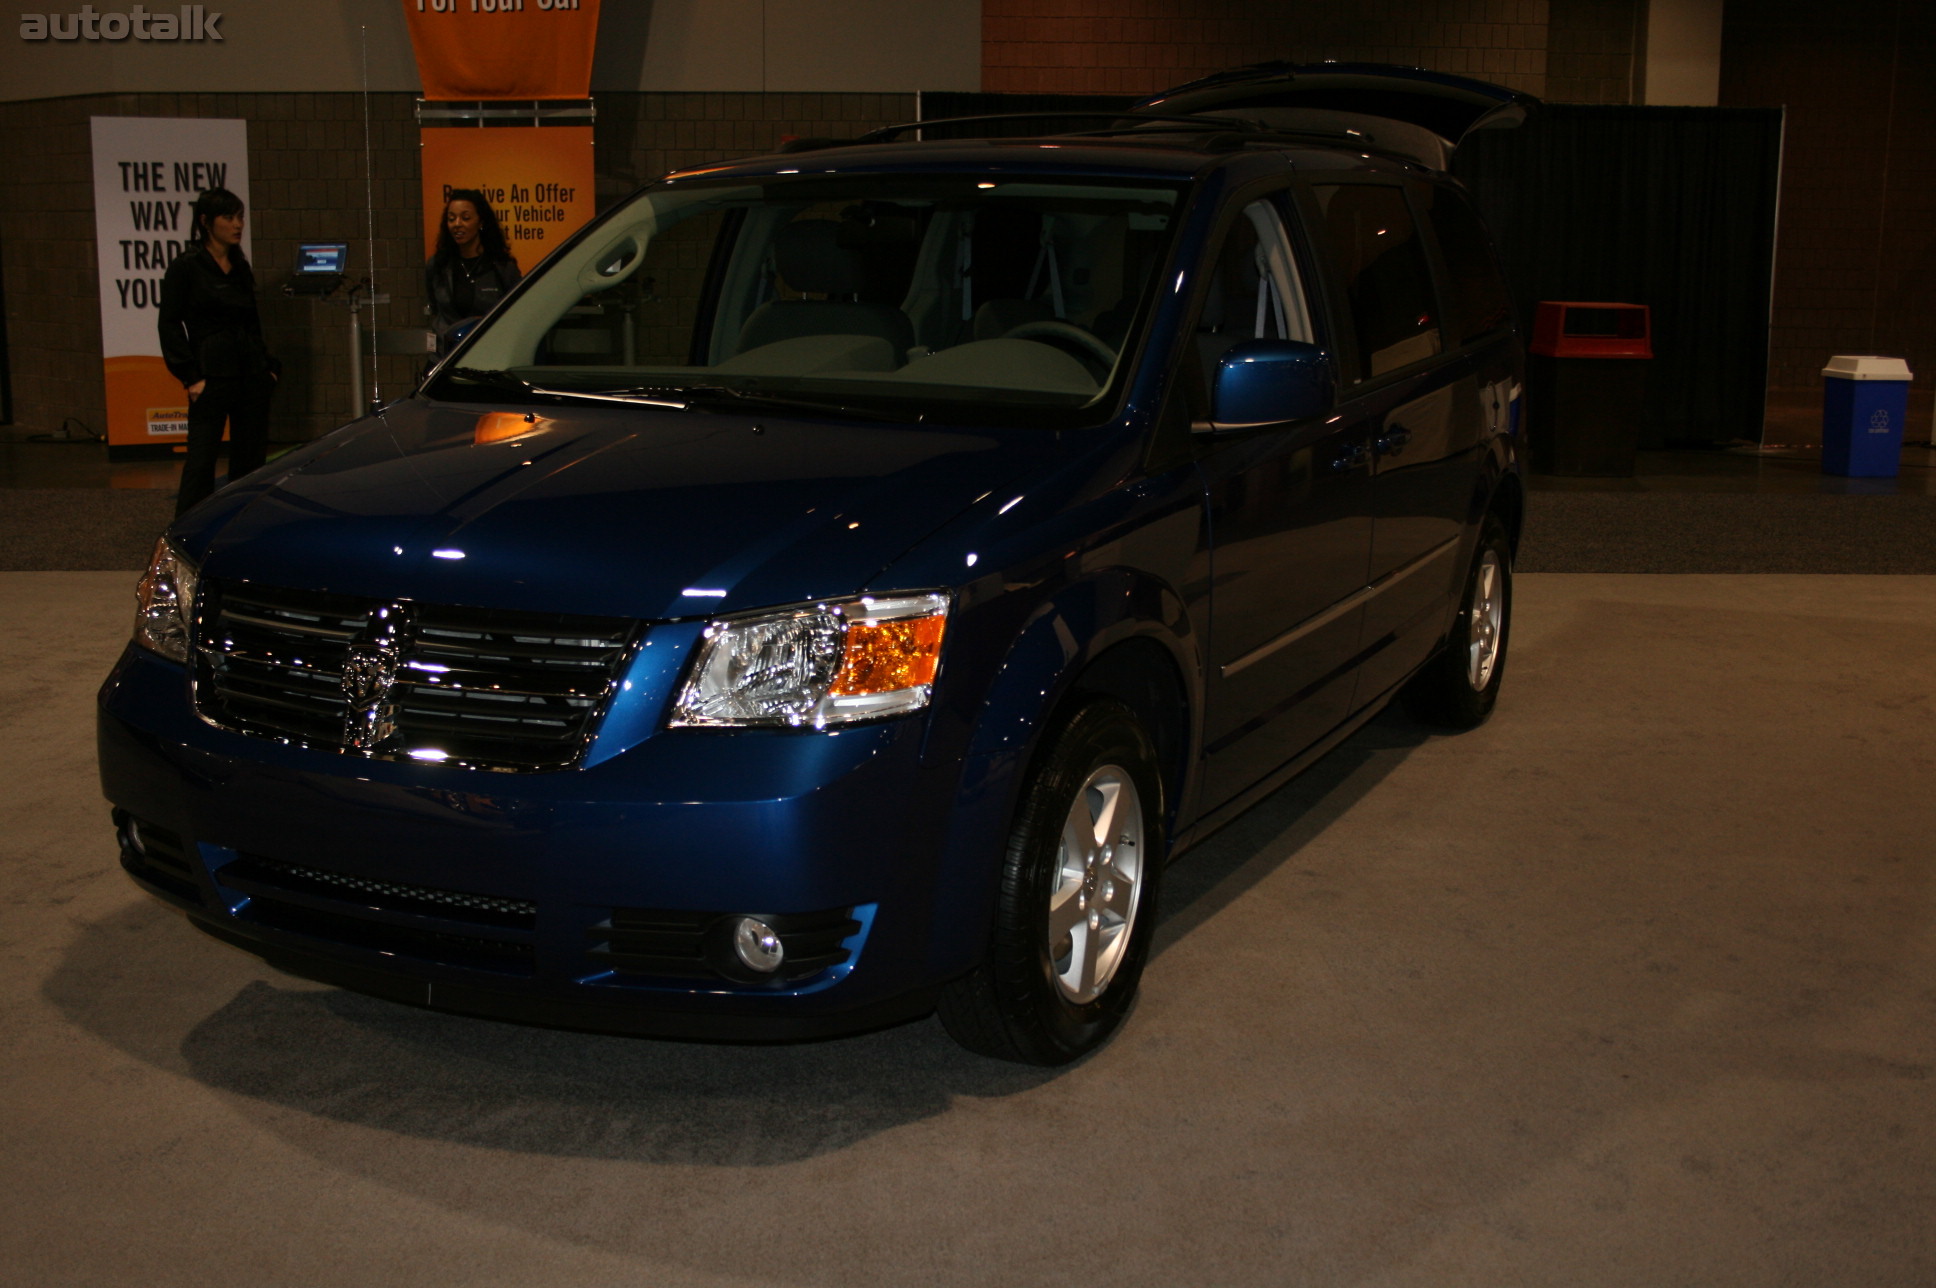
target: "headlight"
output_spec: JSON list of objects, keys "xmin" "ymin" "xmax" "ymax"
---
[
  {"xmin": 671, "ymin": 592, "xmax": 949, "ymax": 728},
  {"xmin": 134, "ymin": 536, "xmax": 199, "ymax": 664}
]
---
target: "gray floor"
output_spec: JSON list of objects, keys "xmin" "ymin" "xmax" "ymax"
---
[{"xmin": 5, "ymin": 571, "xmax": 1933, "ymax": 1286}]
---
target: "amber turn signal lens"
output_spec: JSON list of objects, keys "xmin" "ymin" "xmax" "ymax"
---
[
  {"xmin": 474, "ymin": 411, "xmax": 547, "ymax": 445},
  {"xmin": 829, "ymin": 612, "xmax": 947, "ymax": 696}
]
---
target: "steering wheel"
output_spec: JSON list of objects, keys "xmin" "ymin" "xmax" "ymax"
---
[{"xmin": 1003, "ymin": 320, "xmax": 1117, "ymax": 371}]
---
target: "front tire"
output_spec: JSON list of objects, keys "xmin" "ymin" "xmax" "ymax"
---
[
  {"xmin": 938, "ymin": 699, "xmax": 1163, "ymax": 1064},
  {"xmin": 1401, "ymin": 512, "xmax": 1511, "ymax": 730}
]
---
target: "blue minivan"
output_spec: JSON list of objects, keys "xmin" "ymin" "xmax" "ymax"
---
[{"xmin": 100, "ymin": 64, "xmax": 1531, "ymax": 1064}]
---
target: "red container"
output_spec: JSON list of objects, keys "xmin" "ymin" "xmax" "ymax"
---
[{"xmin": 1529, "ymin": 301, "xmax": 1652, "ymax": 359}]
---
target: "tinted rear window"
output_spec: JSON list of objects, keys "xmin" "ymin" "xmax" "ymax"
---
[
  {"xmin": 1417, "ymin": 183, "xmax": 1512, "ymax": 345},
  {"xmin": 1308, "ymin": 183, "xmax": 1440, "ymax": 381}
]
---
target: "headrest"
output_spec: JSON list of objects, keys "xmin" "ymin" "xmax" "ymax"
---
[{"xmin": 774, "ymin": 219, "xmax": 863, "ymax": 297}]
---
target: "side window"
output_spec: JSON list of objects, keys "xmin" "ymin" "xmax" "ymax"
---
[
  {"xmin": 1309, "ymin": 183, "xmax": 1440, "ymax": 381},
  {"xmin": 1193, "ymin": 197, "xmax": 1315, "ymax": 388},
  {"xmin": 1417, "ymin": 183, "xmax": 1512, "ymax": 345}
]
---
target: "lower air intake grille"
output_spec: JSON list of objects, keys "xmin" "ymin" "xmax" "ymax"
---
[
  {"xmin": 115, "ymin": 810, "xmax": 202, "ymax": 905},
  {"xmin": 222, "ymin": 856, "xmax": 537, "ymax": 929},
  {"xmin": 243, "ymin": 899, "xmax": 537, "ymax": 975},
  {"xmin": 220, "ymin": 854, "xmax": 537, "ymax": 976},
  {"xmin": 194, "ymin": 579, "xmax": 639, "ymax": 772}
]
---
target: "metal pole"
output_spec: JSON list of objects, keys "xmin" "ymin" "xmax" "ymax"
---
[
  {"xmin": 349, "ymin": 292, "xmax": 364, "ymax": 420},
  {"xmin": 362, "ymin": 25, "xmax": 381, "ymax": 414}
]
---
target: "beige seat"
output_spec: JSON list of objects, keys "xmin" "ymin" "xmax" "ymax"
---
[{"xmin": 734, "ymin": 220, "xmax": 915, "ymax": 358}]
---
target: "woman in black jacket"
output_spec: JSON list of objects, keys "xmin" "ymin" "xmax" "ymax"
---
[
  {"xmin": 157, "ymin": 187, "xmax": 279, "ymax": 516},
  {"xmin": 425, "ymin": 189, "xmax": 522, "ymax": 352}
]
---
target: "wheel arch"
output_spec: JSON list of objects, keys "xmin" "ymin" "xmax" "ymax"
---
[
  {"xmin": 967, "ymin": 571, "xmax": 1202, "ymax": 850},
  {"xmin": 1489, "ymin": 466, "xmax": 1525, "ymax": 559},
  {"xmin": 1062, "ymin": 635, "xmax": 1191, "ymax": 847},
  {"xmin": 921, "ymin": 569, "xmax": 1202, "ymax": 981}
]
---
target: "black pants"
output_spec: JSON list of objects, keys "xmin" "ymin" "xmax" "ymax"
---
[{"xmin": 177, "ymin": 373, "xmax": 275, "ymax": 516}]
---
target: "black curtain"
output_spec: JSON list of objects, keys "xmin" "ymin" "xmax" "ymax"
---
[
  {"xmin": 0, "ymin": 237, "xmax": 10, "ymax": 425},
  {"xmin": 1454, "ymin": 106, "xmax": 1784, "ymax": 446}
]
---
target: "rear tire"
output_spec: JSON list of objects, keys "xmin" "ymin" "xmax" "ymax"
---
[
  {"xmin": 938, "ymin": 699, "xmax": 1163, "ymax": 1065},
  {"xmin": 1401, "ymin": 512, "xmax": 1511, "ymax": 731}
]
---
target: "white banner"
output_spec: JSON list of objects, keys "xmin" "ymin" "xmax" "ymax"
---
[{"xmin": 90, "ymin": 116, "xmax": 250, "ymax": 449}]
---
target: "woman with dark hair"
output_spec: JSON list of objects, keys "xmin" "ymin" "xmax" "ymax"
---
[
  {"xmin": 426, "ymin": 189, "xmax": 522, "ymax": 350},
  {"xmin": 157, "ymin": 186, "xmax": 280, "ymax": 516}
]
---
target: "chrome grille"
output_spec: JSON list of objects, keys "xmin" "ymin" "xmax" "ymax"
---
[{"xmin": 195, "ymin": 579, "xmax": 639, "ymax": 771}]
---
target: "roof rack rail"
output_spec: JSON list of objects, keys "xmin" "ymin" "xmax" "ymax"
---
[
  {"xmin": 1204, "ymin": 127, "xmax": 1422, "ymax": 156},
  {"xmin": 773, "ymin": 111, "xmax": 1377, "ymax": 158},
  {"xmin": 776, "ymin": 137, "xmax": 855, "ymax": 154},
  {"xmin": 851, "ymin": 111, "xmax": 1269, "ymax": 145}
]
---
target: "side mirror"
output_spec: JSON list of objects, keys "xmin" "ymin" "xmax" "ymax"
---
[{"xmin": 1201, "ymin": 339, "xmax": 1332, "ymax": 432}]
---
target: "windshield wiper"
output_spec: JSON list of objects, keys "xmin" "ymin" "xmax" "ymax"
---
[
  {"xmin": 591, "ymin": 384, "xmax": 912, "ymax": 424},
  {"xmin": 443, "ymin": 366, "xmax": 538, "ymax": 394},
  {"xmin": 441, "ymin": 371, "xmax": 909, "ymax": 422},
  {"xmin": 440, "ymin": 368, "xmax": 690, "ymax": 409}
]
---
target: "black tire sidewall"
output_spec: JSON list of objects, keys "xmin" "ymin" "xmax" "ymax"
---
[
  {"xmin": 1445, "ymin": 516, "xmax": 1512, "ymax": 722},
  {"xmin": 1002, "ymin": 700, "xmax": 1164, "ymax": 1061},
  {"xmin": 1402, "ymin": 512, "xmax": 1512, "ymax": 730},
  {"xmin": 1463, "ymin": 519, "xmax": 1511, "ymax": 697}
]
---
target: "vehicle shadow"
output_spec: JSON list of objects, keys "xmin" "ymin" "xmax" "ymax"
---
[
  {"xmin": 42, "ymin": 706, "xmax": 1429, "ymax": 1167},
  {"xmin": 44, "ymin": 897, "xmax": 1053, "ymax": 1165},
  {"xmin": 1155, "ymin": 703, "xmax": 1429, "ymax": 955}
]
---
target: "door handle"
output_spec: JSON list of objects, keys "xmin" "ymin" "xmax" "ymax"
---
[
  {"xmin": 1376, "ymin": 424, "xmax": 1412, "ymax": 456},
  {"xmin": 1329, "ymin": 441, "xmax": 1370, "ymax": 473}
]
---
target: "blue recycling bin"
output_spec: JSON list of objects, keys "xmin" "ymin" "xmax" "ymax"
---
[{"xmin": 1821, "ymin": 355, "xmax": 1912, "ymax": 478}]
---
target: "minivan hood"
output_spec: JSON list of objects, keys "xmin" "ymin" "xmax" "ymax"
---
[
  {"xmin": 194, "ymin": 398, "xmax": 1051, "ymax": 621},
  {"xmin": 1136, "ymin": 62, "xmax": 1537, "ymax": 168}
]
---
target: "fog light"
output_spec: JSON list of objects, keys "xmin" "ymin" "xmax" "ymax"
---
[{"xmin": 732, "ymin": 917, "xmax": 785, "ymax": 974}]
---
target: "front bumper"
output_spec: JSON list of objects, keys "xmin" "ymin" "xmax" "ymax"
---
[{"xmin": 98, "ymin": 643, "xmax": 984, "ymax": 1040}]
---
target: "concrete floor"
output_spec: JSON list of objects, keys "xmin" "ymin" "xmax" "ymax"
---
[{"xmin": 4, "ymin": 571, "xmax": 1933, "ymax": 1286}]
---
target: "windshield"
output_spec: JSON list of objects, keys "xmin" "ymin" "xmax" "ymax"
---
[{"xmin": 426, "ymin": 171, "xmax": 1185, "ymax": 428}]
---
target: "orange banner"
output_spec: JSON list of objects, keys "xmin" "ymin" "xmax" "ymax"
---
[
  {"xmin": 105, "ymin": 355, "xmax": 195, "ymax": 452},
  {"xmin": 402, "ymin": 0, "xmax": 601, "ymax": 101},
  {"xmin": 421, "ymin": 126, "xmax": 597, "ymax": 262}
]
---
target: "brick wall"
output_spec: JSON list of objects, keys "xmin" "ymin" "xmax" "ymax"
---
[
  {"xmin": 1722, "ymin": 1, "xmax": 1936, "ymax": 394},
  {"xmin": 982, "ymin": 0, "xmax": 1552, "ymax": 99},
  {"xmin": 0, "ymin": 91, "xmax": 913, "ymax": 442},
  {"xmin": 1547, "ymin": 0, "xmax": 1643, "ymax": 104},
  {"xmin": 592, "ymin": 93, "xmax": 917, "ymax": 206}
]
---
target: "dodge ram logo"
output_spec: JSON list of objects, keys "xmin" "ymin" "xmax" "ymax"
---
[{"xmin": 341, "ymin": 601, "xmax": 413, "ymax": 751}]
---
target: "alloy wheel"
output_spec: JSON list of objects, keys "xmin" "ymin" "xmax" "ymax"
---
[
  {"xmin": 1467, "ymin": 549, "xmax": 1504, "ymax": 691},
  {"xmin": 1047, "ymin": 764, "xmax": 1145, "ymax": 1004}
]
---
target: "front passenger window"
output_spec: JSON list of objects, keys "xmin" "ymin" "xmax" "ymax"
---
[{"xmin": 1194, "ymin": 198, "xmax": 1314, "ymax": 388}]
